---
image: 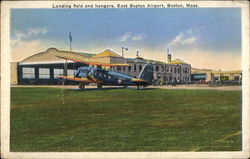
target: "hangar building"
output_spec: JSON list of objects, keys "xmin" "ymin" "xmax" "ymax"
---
[
  {"xmin": 11, "ymin": 47, "xmax": 192, "ymax": 85},
  {"xmin": 191, "ymin": 68, "xmax": 242, "ymax": 83}
]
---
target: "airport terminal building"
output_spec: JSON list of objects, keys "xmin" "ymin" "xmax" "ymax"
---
[{"xmin": 11, "ymin": 47, "xmax": 192, "ymax": 85}]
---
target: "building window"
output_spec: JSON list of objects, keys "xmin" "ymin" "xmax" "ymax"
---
[
  {"xmin": 134, "ymin": 65, "xmax": 137, "ymax": 72},
  {"xmin": 22, "ymin": 67, "xmax": 35, "ymax": 79},
  {"xmin": 54, "ymin": 69, "xmax": 63, "ymax": 78},
  {"xmin": 67, "ymin": 69, "xmax": 75, "ymax": 76},
  {"xmin": 177, "ymin": 67, "xmax": 180, "ymax": 73},
  {"xmin": 170, "ymin": 67, "xmax": 173, "ymax": 73},
  {"xmin": 166, "ymin": 67, "xmax": 169, "ymax": 72},
  {"xmin": 128, "ymin": 66, "xmax": 131, "ymax": 72},
  {"xmin": 155, "ymin": 66, "xmax": 159, "ymax": 72},
  {"xmin": 214, "ymin": 77, "xmax": 219, "ymax": 81},
  {"xmin": 174, "ymin": 67, "xmax": 176, "ymax": 73},
  {"xmin": 163, "ymin": 76, "xmax": 167, "ymax": 81},
  {"xmin": 39, "ymin": 68, "xmax": 50, "ymax": 79},
  {"xmin": 139, "ymin": 65, "xmax": 142, "ymax": 71},
  {"xmin": 234, "ymin": 76, "xmax": 240, "ymax": 80},
  {"xmin": 117, "ymin": 66, "xmax": 121, "ymax": 71},
  {"xmin": 192, "ymin": 74, "xmax": 206, "ymax": 81},
  {"xmin": 161, "ymin": 66, "xmax": 165, "ymax": 72}
]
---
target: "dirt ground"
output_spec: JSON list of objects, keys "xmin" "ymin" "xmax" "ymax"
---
[
  {"xmin": 149, "ymin": 84, "xmax": 242, "ymax": 91},
  {"xmin": 11, "ymin": 84, "xmax": 242, "ymax": 91}
]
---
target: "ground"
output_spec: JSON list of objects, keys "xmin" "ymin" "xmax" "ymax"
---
[{"xmin": 10, "ymin": 86, "xmax": 242, "ymax": 151}]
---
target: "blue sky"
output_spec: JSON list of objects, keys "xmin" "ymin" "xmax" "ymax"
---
[{"xmin": 11, "ymin": 8, "xmax": 241, "ymax": 70}]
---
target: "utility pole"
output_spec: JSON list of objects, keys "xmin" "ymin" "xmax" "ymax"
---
[
  {"xmin": 136, "ymin": 50, "xmax": 139, "ymax": 58},
  {"xmin": 64, "ymin": 32, "xmax": 72, "ymax": 76},
  {"xmin": 69, "ymin": 32, "xmax": 72, "ymax": 52},
  {"xmin": 121, "ymin": 47, "xmax": 128, "ymax": 63}
]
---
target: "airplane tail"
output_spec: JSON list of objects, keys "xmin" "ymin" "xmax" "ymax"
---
[{"xmin": 138, "ymin": 64, "xmax": 154, "ymax": 84}]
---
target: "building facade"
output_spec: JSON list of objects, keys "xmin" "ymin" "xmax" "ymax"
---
[
  {"xmin": 112, "ymin": 57, "xmax": 191, "ymax": 85},
  {"xmin": 11, "ymin": 47, "xmax": 191, "ymax": 85}
]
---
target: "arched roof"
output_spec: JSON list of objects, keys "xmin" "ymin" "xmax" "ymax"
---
[{"xmin": 20, "ymin": 47, "xmax": 94, "ymax": 64}]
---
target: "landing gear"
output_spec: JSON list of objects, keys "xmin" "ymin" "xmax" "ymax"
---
[
  {"xmin": 137, "ymin": 85, "xmax": 140, "ymax": 90},
  {"xmin": 97, "ymin": 84, "xmax": 103, "ymax": 89},
  {"xmin": 79, "ymin": 83, "xmax": 85, "ymax": 90}
]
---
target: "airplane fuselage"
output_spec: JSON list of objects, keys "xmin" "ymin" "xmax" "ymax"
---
[{"xmin": 75, "ymin": 66, "xmax": 147, "ymax": 86}]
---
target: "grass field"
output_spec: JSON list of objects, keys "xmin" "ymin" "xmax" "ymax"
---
[{"xmin": 10, "ymin": 87, "xmax": 242, "ymax": 151}]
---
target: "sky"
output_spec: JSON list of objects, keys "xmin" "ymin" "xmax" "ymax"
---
[{"xmin": 11, "ymin": 8, "xmax": 241, "ymax": 70}]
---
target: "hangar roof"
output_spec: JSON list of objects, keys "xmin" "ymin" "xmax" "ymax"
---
[
  {"xmin": 19, "ymin": 47, "xmax": 190, "ymax": 66},
  {"xmin": 168, "ymin": 59, "xmax": 188, "ymax": 64},
  {"xmin": 94, "ymin": 49, "xmax": 122, "ymax": 57},
  {"xmin": 20, "ymin": 47, "xmax": 93, "ymax": 64},
  {"xmin": 127, "ymin": 58, "xmax": 164, "ymax": 64},
  {"xmin": 212, "ymin": 70, "xmax": 242, "ymax": 74}
]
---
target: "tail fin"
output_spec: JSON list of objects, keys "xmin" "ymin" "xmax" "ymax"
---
[{"xmin": 138, "ymin": 64, "xmax": 154, "ymax": 84}]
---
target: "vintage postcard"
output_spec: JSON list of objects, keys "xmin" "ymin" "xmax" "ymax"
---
[{"xmin": 1, "ymin": 1, "xmax": 249, "ymax": 159}]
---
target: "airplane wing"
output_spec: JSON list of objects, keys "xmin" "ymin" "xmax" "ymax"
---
[
  {"xmin": 131, "ymin": 78, "xmax": 149, "ymax": 84},
  {"xmin": 56, "ymin": 55, "xmax": 130, "ymax": 67},
  {"xmin": 132, "ymin": 78, "xmax": 146, "ymax": 82},
  {"xmin": 57, "ymin": 76, "xmax": 91, "ymax": 83}
]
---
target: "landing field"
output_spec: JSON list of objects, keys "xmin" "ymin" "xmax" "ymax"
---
[{"xmin": 10, "ymin": 87, "xmax": 242, "ymax": 151}]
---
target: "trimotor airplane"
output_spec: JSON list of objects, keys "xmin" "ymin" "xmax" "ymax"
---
[{"xmin": 56, "ymin": 55, "xmax": 153, "ymax": 90}]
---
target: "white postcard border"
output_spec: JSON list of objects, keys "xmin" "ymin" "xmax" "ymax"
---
[{"xmin": 1, "ymin": 1, "xmax": 249, "ymax": 159}]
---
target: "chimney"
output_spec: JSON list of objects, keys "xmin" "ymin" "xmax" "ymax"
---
[{"xmin": 167, "ymin": 48, "xmax": 171, "ymax": 63}]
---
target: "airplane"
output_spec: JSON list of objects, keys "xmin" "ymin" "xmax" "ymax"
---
[{"xmin": 56, "ymin": 55, "xmax": 154, "ymax": 90}]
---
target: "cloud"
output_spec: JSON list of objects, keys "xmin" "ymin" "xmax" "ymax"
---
[
  {"xmin": 119, "ymin": 33, "xmax": 144, "ymax": 42},
  {"xmin": 11, "ymin": 27, "xmax": 48, "ymax": 62},
  {"xmin": 167, "ymin": 29, "xmax": 198, "ymax": 47},
  {"xmin": 11, "ymin": 27, "xmax": 48, "ymax": 46},
  {"xmin": 132, "ymin": 34, "xmax": 144, "ymax": 41},
  {"xmin": 119, "ymin": 33, "xmax": 131, "ymax": 42},
  {"xmin": 186, "ymin": 28, "xmax": 194, "ymax": 34}
]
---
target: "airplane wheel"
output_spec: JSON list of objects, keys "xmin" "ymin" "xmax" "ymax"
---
[
  {"xmin": 123, "ymin": 86, "xmax": 127, "ymax": 88},
  {"xmin": 97, "ymin": 84, "xmax": 102, "ymax": 89},
  {"xmin": 137, "ymin": 86, "xmax": 140, "ymax": 90},
  {"xmin": 79, "ymin": 83, "xmax": 85, "ymax": 89}
]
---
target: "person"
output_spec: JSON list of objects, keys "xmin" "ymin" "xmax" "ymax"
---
[
  {"xmin": 172, "ymin": 79, "xmax": 176, "ymax": 86},
  {"xmin": 153, "ymin": 79, "xmax": 156, "ymax": 86},
  {"xmin": 160, "ymin": 79, "xmax": 163, "ymax": 86}
]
